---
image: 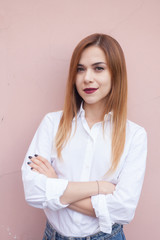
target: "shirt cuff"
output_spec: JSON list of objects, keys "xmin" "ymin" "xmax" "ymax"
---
[
  {"xmin": 91, "ymin": 194, "xmax": 112, "ymax": 234},
  {"xmin": 43, "ymin": 178, "xmax": 69, "ymax": 210}
]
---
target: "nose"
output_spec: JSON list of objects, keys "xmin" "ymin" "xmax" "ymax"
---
[{"xmin": 84, "ymin": 69, "xmax": 93, "ymax": 83}]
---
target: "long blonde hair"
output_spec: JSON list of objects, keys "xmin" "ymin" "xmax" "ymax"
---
[{"xmin": 55, "ymin": 33, "xmax": 127, "ymax": 173}]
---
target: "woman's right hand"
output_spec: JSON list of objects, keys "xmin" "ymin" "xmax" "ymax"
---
[{"xmin": 99, "ymin": 181, "xmax": 115, "ymax": 195}]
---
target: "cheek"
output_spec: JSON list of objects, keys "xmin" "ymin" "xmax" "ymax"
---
[
  {"xmin": 101, "ymin": 77, "xmax": 112, "ymax": 93},
  {"xmin": 100, "ymin": 76, "xmax": 111, "ymax": 86},
  {"xmin": 75, "ymin": 78, "xmax": 82, "ymax": 92},
  {"xmin": 108, "ymin": 79, "xmax": 112, "ymax": 90}
]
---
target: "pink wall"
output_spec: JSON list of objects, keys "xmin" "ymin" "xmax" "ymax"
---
[{"xmin": 0, "ymin": 0, "xmax": 159, "ymax": 239}]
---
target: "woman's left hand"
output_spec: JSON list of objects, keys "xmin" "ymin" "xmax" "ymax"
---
[{"xmin": 27, "ymin": 155, "xmax": 58, "ymax": 178}]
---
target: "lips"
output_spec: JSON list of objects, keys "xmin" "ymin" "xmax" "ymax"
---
[{"xmin": 83, "ymin": 88, "xmax": 98, "ymax": 94}]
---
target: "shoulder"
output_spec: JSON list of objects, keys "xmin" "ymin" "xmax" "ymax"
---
[
  {"xmin": 126, "ymin": 119, "xmax": 146, "ymax": 133},
  {"xmin": 39, "ymin": 110, "xmax": 63, "ymax": 130},
  {"xmin": 44, "ymin": 110, "xmax": 63, "ymax": 122},
  {"xmin": 126, "ymin": 119, "xmax": 147, "ymax": 143}
]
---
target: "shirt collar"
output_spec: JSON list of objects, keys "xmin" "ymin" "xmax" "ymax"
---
[
  {"xmin": 77, "ymin": 102, "xmax": 85, "ymax": 119},
  {"xmin": 76, "ymin": 102, "xmax": 112, "ymax": 122}
]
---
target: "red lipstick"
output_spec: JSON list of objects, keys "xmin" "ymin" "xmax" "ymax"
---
[{"xmin": 84, "ymin": 88, "xmax": 98, "ymax": 94}]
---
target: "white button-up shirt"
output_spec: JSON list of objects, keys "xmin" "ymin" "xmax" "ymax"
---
[{"xmin": 21, "ymin": 105, "xmax": 147, "ymax": 237}]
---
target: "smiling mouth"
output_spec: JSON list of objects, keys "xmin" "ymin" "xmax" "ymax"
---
[{"xmin": 83, "ymin": 88, "xmax": 98, "ymax": 94}]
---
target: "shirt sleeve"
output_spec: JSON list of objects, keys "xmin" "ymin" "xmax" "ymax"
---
[
  {"xmin": 91, "ymin": 127, "xmax": 147, "ymax": 233},
  {"xmin": 21, "ymin": 113, "xmax": 69, "ymax": 211}
]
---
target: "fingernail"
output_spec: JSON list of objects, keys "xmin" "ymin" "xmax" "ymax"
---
[
  {"xmin": 34, "ymin": 154, "xmax": 38, "ymax": 157},
  {"xmin": 28, "ymin": 156, "xmax": 32, "ymax": 159},
  {"xmin": 27, "ymin": 162, "xmax": 31, "ymax": 165},
  {"xmin": 31, "ymin": 167, "xmax": 33, "ymax": 170}
]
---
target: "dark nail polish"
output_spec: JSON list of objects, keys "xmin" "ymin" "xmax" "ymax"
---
[
  {"xmin": 27, "ymin": 162, "xmax": 31, "ymax": 165},
  {"xmin": 34, "ymin": 154, "xmax": 38, "ymax": 157},
  {"xmin": 28, "ymin": 156, "xmax": 32, "ymax": 159},
  {"xmin": 31, "ymin": 167, "xmax": 33, "ymax": 170}
]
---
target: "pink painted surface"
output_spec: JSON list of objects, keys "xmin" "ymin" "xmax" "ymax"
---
[{"xmin": 0, "ymin": 0, "xmax": 159, "ymax": 239}]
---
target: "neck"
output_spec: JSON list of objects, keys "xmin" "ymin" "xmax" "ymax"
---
[{"xmin": 83, "ymin": 102, "xmax": 105, "ymax": 127}]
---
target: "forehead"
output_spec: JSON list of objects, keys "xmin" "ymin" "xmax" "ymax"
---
[{"xmin": 79, "ymin": 46, "xmax": 106, "ymax": 64}]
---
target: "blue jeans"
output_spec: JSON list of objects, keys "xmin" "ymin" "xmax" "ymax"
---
[{"xmin": 42, "ymin": 220, "xmax": 126, "ymax": 240}]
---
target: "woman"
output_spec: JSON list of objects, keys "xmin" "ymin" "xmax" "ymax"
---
[{"xmin": 21, "ymin": 33, "xmax": 147, "ymax": 240}]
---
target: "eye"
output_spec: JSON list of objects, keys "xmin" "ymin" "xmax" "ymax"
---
[
  {"xmin": 77, "ymin": 67, "xmax": 85, "ymax": 72},
  {"xmin": 95, "ymin": 66, "xmax": 104, "ymax": 72}
]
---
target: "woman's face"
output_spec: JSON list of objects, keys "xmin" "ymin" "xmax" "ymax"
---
[{"xmin": 75, "ymin": 46, "xmax": 111, "ymax": 109}]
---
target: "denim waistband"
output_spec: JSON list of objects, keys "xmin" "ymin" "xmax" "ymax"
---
[{"xmin": 44, "ymin": 220, "xmax": 123, "ymax": 240}]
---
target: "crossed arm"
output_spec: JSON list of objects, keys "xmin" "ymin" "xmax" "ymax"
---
[{"xmin": 28, "ymin": 155, "xmax": 115, "ymax": 217}]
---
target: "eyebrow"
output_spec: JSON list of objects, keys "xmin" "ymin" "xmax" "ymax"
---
[{"xmin": 78, "ymin": 62, "xmax": 107, "ymax": 67}]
